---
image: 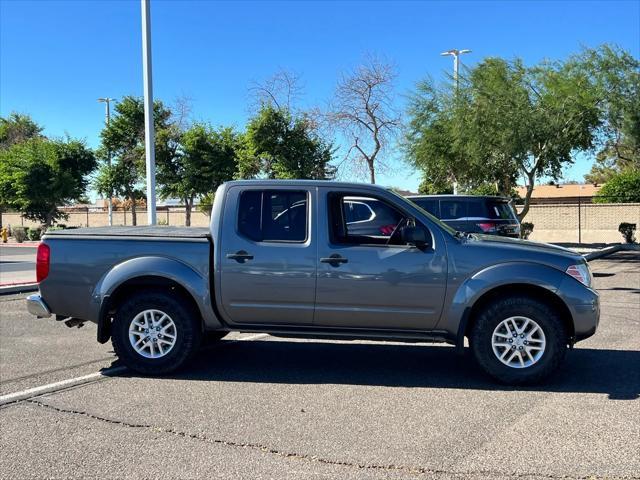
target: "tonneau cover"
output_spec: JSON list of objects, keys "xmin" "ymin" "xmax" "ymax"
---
[{"xmin": 45, "ymin": 226, "xmax": 210, "ymax": 238}]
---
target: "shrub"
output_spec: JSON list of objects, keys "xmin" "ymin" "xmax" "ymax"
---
[
  {"xmin": 618, "ymin": 223, "xmax": 637, "ymax": 244},
  {"xmin": 520, "ymin": 222, "xmax": 534, "ymax": 240},
  {"xmin": 594, "ymin": 169, "xmax": 640, "ymax": 203},
  {"xmin": 157, "ymin": 219, "xmax": 169, "ymax": 226},
  {"xmin": 27, "ymin": 227, "xmax": 42, "ymax": 241},
  {"xmin": 13, "ymin": 226, "xmax": 27, "ymax": 243}
]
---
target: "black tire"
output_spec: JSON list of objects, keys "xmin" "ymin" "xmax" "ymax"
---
[
  {"xmin": 111, "ymin": 290, "xmax": 202, "ymax": 375},
  {"xmin": 470, "ymin": 295, "xmax": 568, "ymax": 385}
]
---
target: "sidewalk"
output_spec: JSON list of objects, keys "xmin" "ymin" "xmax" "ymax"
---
[
  {"xmin": 1, "ymin": 238, "xmax": 41, "ymax": 247},
  {"xmin": 0, "ymin": 242, "xmax": 38, "ymax": 294}
]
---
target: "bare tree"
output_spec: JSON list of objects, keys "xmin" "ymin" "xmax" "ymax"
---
[
  {"xmin": 328, "ymin": 57, "xmax": 400, "ymax": 184},
  {"xmin": 249, "ymin": 69, "xmax": 304, "ymax": 112}
]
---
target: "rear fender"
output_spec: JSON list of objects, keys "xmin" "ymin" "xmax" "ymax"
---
[{"xmin": 93, "ymin": 256, "xmax": 221, "ymax": 343}]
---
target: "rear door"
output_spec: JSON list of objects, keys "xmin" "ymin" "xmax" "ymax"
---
[{"xmin": 218, "ymin": 186, "xmax": 317, "ymax": 325}]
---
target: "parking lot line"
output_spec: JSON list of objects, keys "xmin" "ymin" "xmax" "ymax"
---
[
  {"xmin": 0, "ymin": 367, "xmax": 127, "ymax": 407},
  {"xmin": 0, "ymin": 332, "xmax": 269, "ymax": 407}
]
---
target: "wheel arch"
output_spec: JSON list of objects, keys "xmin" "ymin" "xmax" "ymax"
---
[
  {"xmin": 458, "ymin": 283, "xmax": 574, "ymax": 350},
  {"xmin": 94, "ymin": 256, "xmax": 222, "ymax": 343}
]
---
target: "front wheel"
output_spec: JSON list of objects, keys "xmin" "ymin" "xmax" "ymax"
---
[
  {"xmin": 112, "ymin": 290, "xmax": 202, "ymax": 375},
  {"xmin": 470, "ymin": 296, "xmax": 568, "ymax": 385}
]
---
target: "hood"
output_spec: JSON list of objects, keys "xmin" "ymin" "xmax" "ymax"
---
[{"xmin": 461, "ymin": 234, "xmax": 584, "ymax": 264}]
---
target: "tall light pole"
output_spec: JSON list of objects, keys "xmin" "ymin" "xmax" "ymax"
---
[
  {"xmin": 141, "ymin": 0, "xmax": 157, "ymax": 225},
  {"xmin": 441, "ymin": 48, "xmax": 471, "ymax": 194},
  {"xmin": 440, "ymin": 48, "xmax": 472, "ymax": 90},
  {"xmin": 97, "ymin": 97, "xmax": 116, "ymax": 226}
]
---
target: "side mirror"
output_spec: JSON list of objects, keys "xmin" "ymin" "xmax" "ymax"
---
[{"xmin": 402, "ymin": 225, "xmax": 430, "ymax": 249}]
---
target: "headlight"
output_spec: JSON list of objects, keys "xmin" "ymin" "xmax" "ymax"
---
[{"xmin": 566, "ymin": 263, "xmax": 592, "ymax": 288}]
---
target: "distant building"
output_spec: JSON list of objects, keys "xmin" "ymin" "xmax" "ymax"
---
[{"xmin": 515, "ymin": 184, "xmax": 602, "ymax": 204}]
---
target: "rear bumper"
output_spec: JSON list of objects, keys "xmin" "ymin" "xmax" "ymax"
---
[{"xmin": 26, "ymin": 294, "xmax": 51, "ymax": 318}]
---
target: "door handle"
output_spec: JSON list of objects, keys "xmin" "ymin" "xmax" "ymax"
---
[
  {"xmin": 226, "ymin": 250, "xmax": 254, "ymax": 263},
  {"xmin": 320, "ymin": 254, "xmax": 348, "ymax": 267}
]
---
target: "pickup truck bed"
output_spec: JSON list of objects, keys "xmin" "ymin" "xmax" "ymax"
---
[{"xmin": 46, "ymin": 226, "xmax": 210, "ymax": 239}]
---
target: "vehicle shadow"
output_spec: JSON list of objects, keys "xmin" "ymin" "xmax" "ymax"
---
[{"xmin": 114, "ymin": 340, "xmax": 640, "ymax": 401}]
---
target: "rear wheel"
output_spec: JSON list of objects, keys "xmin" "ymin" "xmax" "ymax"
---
[
  {"xmin": 112, "ymin": 290, "xmax": 202, "ymax": 375},
  {"xmin": 470, "ymin": 296, "xmax": 568, "ymax": 385}
]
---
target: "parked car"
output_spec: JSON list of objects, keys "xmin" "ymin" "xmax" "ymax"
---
[
  {"xmin": 408, "ymin": 195, "xmax": 521, "ymax": 238},
  {"xmin": 26, "ymin": 180, "xmax": 598, "ymax": 384}
]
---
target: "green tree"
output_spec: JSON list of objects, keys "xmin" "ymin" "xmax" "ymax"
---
[
  {"xmin": 417, "ymin": 177, "xmax": 453, "ymax": 195},
  {"xmin": 0, "ymin": 137, "xmax": 96, "ymax": 227},
  {"xmin": 577, "ymin": 46, "xmax": 640, "ymax": 184},
  {"xmin": 156, "ymin": 123, "xmax": 241, "ymax": 226},
  {"xmin": 593, "ymin": 169, "xmax": 640, "ymax": 203},
  {"xmin": 0, "ymin": 113, "xmax": 43, "ymax": 150},
  {"xmin": 95, "ymin": 96, "xmax": 171, "ymax": 225},
  {"xmin": 406, "ymin": 56, "xmax": 601, "ymax": 220},
  {"xmin": 239, "ymin": 105, "xmax": 335, "ymax": 180}
]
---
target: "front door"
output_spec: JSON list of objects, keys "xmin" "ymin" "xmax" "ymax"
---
[
  {"xmin": 315, "ymin": 189, "xmax": 448, "ymax": 330},
  {"xmin": 219, "ymin": 186, "xmax": 317, "ymax": 325}
]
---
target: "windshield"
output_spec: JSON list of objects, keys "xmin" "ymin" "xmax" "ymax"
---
[{"xmin": 386, "ymin": 190, "xmax": 458, "ymax": 237}]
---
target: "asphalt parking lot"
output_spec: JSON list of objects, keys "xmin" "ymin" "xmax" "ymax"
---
[{"xmin": 0, "ymin": 251, "xmax": 638, "ymax": 479}]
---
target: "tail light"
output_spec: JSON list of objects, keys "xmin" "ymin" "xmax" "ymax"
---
[
  {"xmin": 476, "ymin": 222, "xmax": 497, "ymax": 233},
  {"xmin": 379, "ymin": 224, "xmax": 396, "ymax": 236},
  {"xmin": 36, "ymin": 243, "xmax": 50, "ymax": 283}
]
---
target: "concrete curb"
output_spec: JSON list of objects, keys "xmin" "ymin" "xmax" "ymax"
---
[
  {"xmin": 0, "ymin": 242, "xmax": 40, "ymax": 248},
  {"xmin": 0, "ymin": 283, "xmax": 38, "ymax": 295},
  {"xmin": 583, "ymin": 243, "xmax": 640, "ymax": 262}
]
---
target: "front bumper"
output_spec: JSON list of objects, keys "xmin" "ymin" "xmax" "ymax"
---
[
  {"xmin": 26, "ymin": 294, "xmax": 51, "ymax": 318},
  {"xmin": 558, "ymin": 276, "xmax": 600, "ymax": 342}
]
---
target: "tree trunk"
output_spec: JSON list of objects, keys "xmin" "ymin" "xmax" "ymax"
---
[
  {"xmin": 130, "ymin": 192, "xmax": 137, "ymax": 226},
  {"xmin": 184, "ymin": 196, "xmax": 192, "ymax": 227},
  {"xmin": 517, "ymin": 171, "xmax": 536, "ymax": 222},
  {"xmin": 368, "ymin": 159, "xmax": 376, "ymax": 184}
]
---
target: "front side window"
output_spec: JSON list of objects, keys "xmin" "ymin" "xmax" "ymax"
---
[
  {"xmin": 238, "ymin": 190, "xmax": 308, "ymax": 242},
  {"xmin": 328, "ymin": 193, "xmax": 419, "ymax": 246}
]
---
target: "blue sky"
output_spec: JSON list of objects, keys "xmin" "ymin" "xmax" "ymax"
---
[{"xmin": 1, "ymin": 0, "xmax": 639, "ymax": 193}]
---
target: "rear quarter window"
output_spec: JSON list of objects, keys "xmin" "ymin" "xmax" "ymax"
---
[{"xmin": 486, "ymin": 200, "xmax": 517, "ymax": 220}]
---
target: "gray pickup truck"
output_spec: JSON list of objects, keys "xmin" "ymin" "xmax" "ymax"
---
[{"xmin": 26, "ymin": 180, "xmax": 599, "ymax": 384}]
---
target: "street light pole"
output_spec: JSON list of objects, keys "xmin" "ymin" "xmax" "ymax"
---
[
  {"xmin": 97, "ymin": 97, "xmax": 116, "ymax": 226},
  {"xmin": 440, "ymin": 48, "xmax": 472, "ymax": 90},
  {"xmin": 440, "ymin": 48, "xmax": 471, "ymax": 194},
  {"xmin": 141, "ymin": 0, "xmax": 157, "ymax": 225}
]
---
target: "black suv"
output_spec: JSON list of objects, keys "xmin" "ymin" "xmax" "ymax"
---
[{"xmin": 407, "ymin": 195, "xmax": 521, "ymax": 238}]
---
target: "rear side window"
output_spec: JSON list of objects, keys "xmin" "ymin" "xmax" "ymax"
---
[
  {"xmin": 486, "ymin": 200, "xmax": 517, "ymax": 220},
  {"xmin": 238, "ymin": 190, "xmax": 308, "ymax": 242},
  {"xmin": 467, "ymin": 200, "xmax": 487, "ymax": 218},
  {"xmin": 440, "ymin": 200, "xmax": 467, "ymax": 220}
]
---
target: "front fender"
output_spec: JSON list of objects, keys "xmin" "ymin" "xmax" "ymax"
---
[
  {"xmin": 93, "ymin": 256, "xmax": 221, "ymax": 342},
  {"xmin": 438, "ymin": 262, "xmax": 568, "ymax": 349}
]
